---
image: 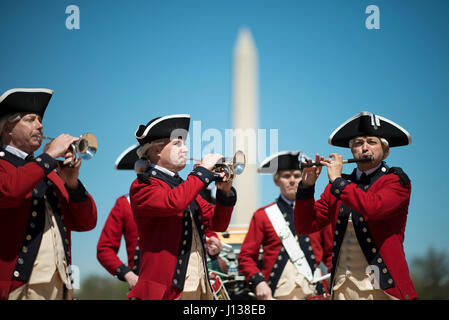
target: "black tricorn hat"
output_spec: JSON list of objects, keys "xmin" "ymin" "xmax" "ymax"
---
[
  {"xmin": 135, "ymin": 114, "xmax": 190, "ymax": 145},
  {"xmin": 257, "ymin": 150, "xmax": 306, "ymax": 174},
  {"xmin": 0, "ymin": 88, "xmax": 53, "ymax": 118},
  {"xmin": 114, "ymin": 144, "xmax": 139, "ymax": 170},
  {"xmin": 328, "ymin": 111, "xmax": 412, "ymax": 148}
]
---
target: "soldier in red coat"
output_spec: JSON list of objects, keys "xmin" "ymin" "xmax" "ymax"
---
[
  {"xmin": 127, "ymin": 114, "xmax": 237, "ymax": 300},
  {"xmin": 238, "ymin": 151, "xmax": 333, "ymax": 300},
  {"xmin": 97, "ymin": 194, "xmax": 140, "ymax": 289},
  {"xmin": 97, "ymin": 145, "xmax": 140, "ymax": 289},
  {"xmin": 0, "ymin": 88, "xmax": 97, "ymax": 300},
  {"xmin": 97, "ymin": 144, "xmax": 226, "ymax": 292},
  {"xmin": 294, "ymin": 111, "xmax": 417, "ymax": 300}
]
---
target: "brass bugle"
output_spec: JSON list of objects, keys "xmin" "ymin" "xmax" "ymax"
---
[
  {"xmin": 187, "ymin": 150, "xmax": 246, "ymax": 181},
  {"xmin": 38, "ymin": 133, "xmax": 98, "ymax": 167},
  {"xmin": 299, "ymin": 156, "xmax": 374, "ymax": 170}
]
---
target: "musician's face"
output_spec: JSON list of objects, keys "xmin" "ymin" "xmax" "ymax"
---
[
  {"xmin": 350, "ymin": 136, "xmax": 389, "ymax": 171},
  {"xmin": 5, "ymin": 113, "xmax": 43, "ymax": 154},
  {"xmin": 274, "ymin": 169, "xmax": 302, "ymax": 201},
  {"xmin": 158, "ymin": 138, "xmax": 188, "ymax": 173}
]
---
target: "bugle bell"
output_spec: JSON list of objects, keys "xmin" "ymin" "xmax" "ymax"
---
[
  {"xmin": 213, "ymin": 150, "xmax": 246, "ymax": 181},
  {"xmin": 188, "ymin": 150, "xmax": 246, "ymax": 181},
  {"xmin": 39, "ymin": 133, "xmax": 98, "ymax": 167}
]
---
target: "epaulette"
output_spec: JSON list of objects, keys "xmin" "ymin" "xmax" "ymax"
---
[
  {"xmin": 137, "ymin": 173, "xmax": 151, "ymax": 185},
  {"xmin": 388, "ymin": 167, "xmax": 411, "ymax": 186}
]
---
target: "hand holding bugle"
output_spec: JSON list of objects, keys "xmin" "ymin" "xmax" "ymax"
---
[
  {"xmin": 299, "ymin": 156, "xmax": 374, "ymax": 170},
  {"xmin": 38, "ymin": 133, "xmax": 98, "ymax": 167},
  {"xmin": 187, "ymin": 151, "xmax": 246, "ymax": 181}
]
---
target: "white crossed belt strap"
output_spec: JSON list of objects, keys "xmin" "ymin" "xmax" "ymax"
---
[{"xmin": 265, "ymin": 203, "xmax": 316, "ymax": 283}]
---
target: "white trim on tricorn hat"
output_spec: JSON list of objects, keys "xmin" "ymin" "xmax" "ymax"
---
[
  {"xmin": 258, "ymin": 151, "xmax": 297, "ymax": 170},
  {"xmin": 328, "ymin": 111, "xmax": 412, "ymax": 148},
  {"xmin": 257, "ymin": 150, "xmax": 306, "ymax": 174},
  {"xmin": 0, "ymin": 88, "xmax": 54, "ymax": 103},
  {"xmin": 0, "ymin": 88, "xmax": 54, "ymax": 118},
  {"xmin": 135, "ymin": 114, "xmax": 190, "ymax": 139},
  {"xmin": 135, "ymin": 114, "xmax": 190, "ymax": 145},
  {"xmin": 114, "ymin": 143, "xmax": 139, "ymax": 170}
]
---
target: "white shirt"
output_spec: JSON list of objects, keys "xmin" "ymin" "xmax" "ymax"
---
[
  {"xmin": 280, "ymin": 193, "xmax": 295, "ymax": 208},
  {"xmin": 355, "ymin": 162, "xmax": 382, "ymax": 181},
  {"xmin": 3, "ymin": 145, "xmax": 29, "ymax": 160},
  {"xmin": 150, "ymin": 163, "xmax": 176, "ymax": 177}
]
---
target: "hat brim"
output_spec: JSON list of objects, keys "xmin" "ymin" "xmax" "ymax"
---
[
  {"xmin": 114, "ymin": 144, "xmax": 139, "ymax": 170},
  {"xmin": 258, "ymin": 150, "xmax": 303, "ymax": 174}
]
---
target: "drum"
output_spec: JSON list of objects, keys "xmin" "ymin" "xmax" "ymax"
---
[
  {"xmin": 207, "ymin": 242, "xmax": 253, "ymax": 300},
  {"xmin": 210, "ymin": 273, "xmax": 231, "ymax": 300}
]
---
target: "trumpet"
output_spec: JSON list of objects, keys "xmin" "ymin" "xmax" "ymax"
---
[
  {"xmin": 299, "ymin": 156, "xmax": 374, "ymax": 170},
  {"xmin": 38, "ymin": 133, "xmax": 98, "ymax": 167},
  {"xmin": 188, "ymin": 150, "xmax": 246, "ymax": 181}
]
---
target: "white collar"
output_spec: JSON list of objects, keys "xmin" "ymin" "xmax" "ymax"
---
[
  {"xmin": 280, "ymin": 193, "xmax": 295, "ymax": 207},
  {"xmin": 150, "ymin": 164, "xmax": 176, "ymax": 177},
  {"xmin": 356, "ymin": 162, "xmax": 382, "ymax": 181},
  {"xmin": 3, "ymin": 145, "xmax": 29, "ymax": 160}
]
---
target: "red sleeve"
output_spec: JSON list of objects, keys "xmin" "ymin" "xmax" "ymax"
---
[
  {"xmin": 205, "ymin": 231, "xmax": 218, "ymax": 238},
  {"xmin": 320, "ymin": 224, "xmax": 334, "ymax": 271},
  {"xmin": 238, "ymin": 211, "xmax": 265, "ymax": 281},
  {"xmin": 0, "ymin": 159, "xmax": 50, "ymax": 209},
  {"xmin": 308, "ymin": 231, "xmax": 323, "ymax": 263},
  {"xmin": 55, "ymin": 177, "xmax": 97, "ymax": 232},
  {"xmin": 97, "ymin": 197, "xmax": 129, "ymax": 276},
  {"xmin": 294, "ymin": 183, "xmax": 333, "ymax": 236},
  {"xmin": 334, "ymin": 175, "xmax": 411, "ymax": 221},
  {"xmin": 130, "ymin": 175, "xmax": 206, "ymax": 218},
  {"xmin": 198, "ymin": 192, "xmax": 219, "ymax": 239},
  {"xmin": 64, "ymin": 194, "xmax": 97, "ymax": 232},
  {"xmin": 0, "ymin": 155, "xmax": 97, "ymax": 231},
  {"xmin": 196, "ymin": 193, "xmax": 234, "ymax": 233}
]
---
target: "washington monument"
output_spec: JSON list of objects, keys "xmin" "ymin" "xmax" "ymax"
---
[{"xmin": 231, "ymin": 28, "xmax": 259, "ymax": 227}]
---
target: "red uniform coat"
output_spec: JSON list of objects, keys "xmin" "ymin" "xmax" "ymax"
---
[
  {"xmin": 0, "ymin": 151, "xmax": 97, "ymax": 300},
  {"xmin": 96, "ymin": 194, "xmax": 220, "ymax": 283},
  {"xmin": 294, "ymin": 163, "xmax": 417, "ymax": 300},
  {"xmin": 238, "ymin": 196, "xmax": 333, "ymax": 295},
  {"xmin": 97, "ymin": 195, "xmax": 139, "ymax": 281},
  {"xmin": 128, "ymin": 166, "xmax": 236, "ymax": 300}
]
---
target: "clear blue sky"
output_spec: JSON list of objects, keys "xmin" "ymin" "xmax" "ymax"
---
[{"xmin": 1, "ymin": 0, "xmax": 448, "ymax": 281}]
